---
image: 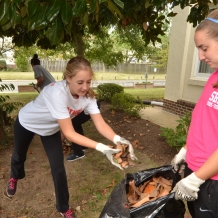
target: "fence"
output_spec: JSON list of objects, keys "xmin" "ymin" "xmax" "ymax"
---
[{"xmin": 40, "ymin": 60, "xmax": 166, "ymax": 74}]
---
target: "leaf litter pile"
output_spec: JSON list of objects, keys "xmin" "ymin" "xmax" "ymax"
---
[
  {"xmin": 127, "ymin": 175, "xmax": 172, "ymax": 208},
  {"xmin": 99, "ymin": 102, "xmax": 178, "ymax": 166}
]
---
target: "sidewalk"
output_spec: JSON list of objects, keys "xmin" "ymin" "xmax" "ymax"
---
[{"xmin": 140, "ymin": 105, "xmax": 180, "ymax": 129}]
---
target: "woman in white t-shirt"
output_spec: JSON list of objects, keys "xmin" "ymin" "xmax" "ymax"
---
[{"xmin": 4, "ymin": 56, "xmax": 137, "ymax": 218}]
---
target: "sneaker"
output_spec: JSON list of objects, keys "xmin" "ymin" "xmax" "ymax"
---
[
  {"xmin": 66, "ymin": 154, "xmax": 85, "ymax": 162},
  {"xmin": 60, "ymin": 209, "xmax": 76, "ymax": 218},
  {"xmin": 5, "ymin": 178, "xmax": 18, "ymax": 197}
]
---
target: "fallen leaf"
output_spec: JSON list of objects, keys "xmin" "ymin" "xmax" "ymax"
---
[
  {"xmin": 75, "ymin": 206, "xmax": 81, "ymax": 211},
  {"xmin": 82, "ymin": 200, "xmax": 87, "ymax": 204},
  {"xmin": 112, "ymin": 179, "xmax": 116, "ymax": 186},
  {"xmin": 138, "ymin": 146, "xmax": 144, "ymax": 149},
  {"xmin": 131, "ymin": 140, "xmax": 140, "ymax": 148},
  {"xmin": 105, "ymin": 184, "xmax": 113, "ymax": 188},
  {"xmin": 102, "ymin": 189, "xmax": 107, "ymax": 195},
  {"xmin": 111, "ymin": 110, "xmax": 115, "ymax": 115}
]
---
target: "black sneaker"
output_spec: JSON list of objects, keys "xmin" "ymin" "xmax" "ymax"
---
[
  {"xmin": 5, "ymin": 178, "xmax": 18, "ymax": 198},
  {"xmin": 60, "ymin": 209, "xmax": 76, "ymax": 218},
  {"xmin": 66, "ymin": 154, "xmax": 85, "ymax": 162}
]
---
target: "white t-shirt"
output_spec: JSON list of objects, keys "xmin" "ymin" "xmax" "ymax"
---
[{"xmin": 19, "ymin": 80, "xmax": 100, "ymax": 136}]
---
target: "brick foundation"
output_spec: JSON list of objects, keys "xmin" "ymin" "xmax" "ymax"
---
[{"xmin": 163, "ymin": 99, "xmax": 196, "ymax": 116}]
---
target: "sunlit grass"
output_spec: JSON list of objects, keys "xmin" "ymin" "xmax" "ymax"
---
[
  {"xmin": 124, "ymin": 88, "xmax": 165, "ymax": 100},
  {"xmin": 0, "ymin": 71, "xmax": 166, "ymax": 81}
]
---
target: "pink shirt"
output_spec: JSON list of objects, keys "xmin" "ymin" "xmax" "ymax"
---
[{"xmin": 186, "ymin": 70, "xmax": 218, "ymax": 180}]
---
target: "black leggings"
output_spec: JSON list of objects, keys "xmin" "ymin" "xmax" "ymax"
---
[
  {"xmin": 185, "ymin": 164, "xmax": 218, "ymax": 218},
  {"xmin": 11, "ymin": 117, "xmax": 69, "ymax": 213},
  {"xmin": 71, "ymin": 101, "xmax": 100, "ymax": 156}
]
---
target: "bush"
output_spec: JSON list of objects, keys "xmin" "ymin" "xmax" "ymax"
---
[
  {"xmin": 0, "ymin": 60, "xmax": 7, "ymax": 70},
  {"xmin": 15, "ymin": 55, "xmax": 30, "ymax": 72},
  {"xmin": 0, "ymin": 79, "xmax": 22, "ymax": 139},
  {"xmin": 111, "ymin": 92, "xmax": 146, "ymax": 117},
  {"xmin": 160, "ymin": 111, "xmax": 191, "ymax": 149},
  {"xmin": 97, "ymin": 83, "xmax": 124, "ymax": 102}
]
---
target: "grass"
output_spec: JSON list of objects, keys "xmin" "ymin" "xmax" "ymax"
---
[
  {"xmin": 124, "ymin": 88, "xmax": 165, "ymax": 100},
  {"xmin": 3, "ymin": 89, "xmax": 165, "ymax": 104},
  {"xmin": 2, "ymin": 88, "xmax": 164, "ymax": 117},
  {"xmin": 0, "ymin": 71, "xmax": 166, "ymax": 81}
]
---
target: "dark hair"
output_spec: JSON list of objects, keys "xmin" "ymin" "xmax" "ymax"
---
[{"xmin": 30, "ymin": 54, "xmax": 40, "ymax": 65}]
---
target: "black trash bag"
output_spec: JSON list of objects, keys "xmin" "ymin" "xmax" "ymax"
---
[{"xmin": 99, "ymin": 165, "xmax": 185, "ymax": 218}]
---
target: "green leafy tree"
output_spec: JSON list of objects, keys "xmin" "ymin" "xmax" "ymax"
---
[
  {"xmin": 0, "ymin": 0, "xmax": 214, "ymax": 52},
  {"xmin": 15, "ymin": 55, "xmax": 30, "ymax": 71},
  {"xmin": 0, "ymin": 79, "xmax": 22, "ymax": 139}
]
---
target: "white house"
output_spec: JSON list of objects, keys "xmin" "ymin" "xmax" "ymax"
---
[{"xmin": 163, "ymin": 5, "xmax": 217, "ymax": 116}]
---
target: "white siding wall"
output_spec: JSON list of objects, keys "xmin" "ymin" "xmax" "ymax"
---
[{"xmin": 165, "ymin": 6, "xmax": 206, "ymax": 104}]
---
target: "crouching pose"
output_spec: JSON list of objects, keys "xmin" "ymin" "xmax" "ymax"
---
[{"xmin": 4, "ymin": 56, "xmax": 137, "ymax": 218}]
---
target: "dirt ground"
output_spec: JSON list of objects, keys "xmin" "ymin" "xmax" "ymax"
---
[{"xmin": 0, "ymin": 101, "xmax": 190, "ymax": 218}]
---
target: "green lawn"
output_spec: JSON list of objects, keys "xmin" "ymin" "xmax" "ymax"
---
[
  {"xmin": 124, "ymin": 88, "xmax": 164, "ymax": 100},
  {"xmin": 5, "ymin": 88, "xmax": 164, "ymax": 106},
  {"xmin": 0, "ymin": 71, "xmax": 166, "ymax": 81}
]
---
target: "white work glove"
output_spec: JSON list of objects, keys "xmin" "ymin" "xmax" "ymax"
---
[
  {"xmin": 96, "ymin": 143, "xmax": 123, "ymax": 170},
  {"xmin": 171, "ymin": 147, "xmax": 186, "ymax": 173},
  {"xmin": 172, "ymin": 172, "xmax": 205, "ymax": 201},
  {"xmin": 113, "ymin": 135, "xmax": 138, "ymax": 160}
]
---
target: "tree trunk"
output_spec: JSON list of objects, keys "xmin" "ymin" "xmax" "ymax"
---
[
  {"xmin": 0, "ymin": 123, "xmax": 5, "ymax": 139},
  {"xmin": 75, "ymin": 34, "xmax": 84, "ymax": 57}
]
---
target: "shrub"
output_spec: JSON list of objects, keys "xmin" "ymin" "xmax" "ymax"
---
[
  {"xmin": 15, "ymin": 55, "xmax": 30, "ymax": 72},
  {"xmin": 111, "ymin": 92, "xmax": 146, "ymax": 117},
  {"xmin": 0, "ymin": 79, "xmax": 22, "ymax": 139},
  {"xmin": 0, "ymin": 60, "xmax": 7, "ymax": 70},
  {"xmin": 160, "ymin": 111, "xmax": 191, "ymax": 149},
  {"xmin": 97, "ymin": 83, "xmax": 124, "ymax": 102}
]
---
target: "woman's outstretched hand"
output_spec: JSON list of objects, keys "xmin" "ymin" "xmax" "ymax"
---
[
  {"xmin": 113, "ymin": 135, "xmax": 138, "ymax": 161},
  {"xmin": 96, "ymin": 143, "xmax": 123, "ymax": 170}
]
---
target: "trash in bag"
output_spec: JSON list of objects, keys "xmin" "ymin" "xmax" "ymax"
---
[{"xmin": 99, "ymin": 165, "xmax": 185, "ymax": 218}]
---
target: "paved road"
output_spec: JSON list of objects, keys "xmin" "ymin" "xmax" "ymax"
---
[{"xmin": 1, "ymin": 79, "xmax": 166, "ymax": 93}]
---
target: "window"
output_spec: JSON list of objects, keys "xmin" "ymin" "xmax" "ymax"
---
[
  {"xmin": 193, "ymin": 6, "xmax": 217, "ymax": 79},
  {"xmin": 194, "ymin": 48, "xmax": 214, "ymax": 78},
  {"xmin": 198, "ymin": 61, "xmax": 214, "ymax": 74}
]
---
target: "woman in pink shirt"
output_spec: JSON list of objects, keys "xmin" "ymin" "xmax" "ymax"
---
[{"xmin": 172, "ymin": 8, "xmax": 218, "ymax": 218}]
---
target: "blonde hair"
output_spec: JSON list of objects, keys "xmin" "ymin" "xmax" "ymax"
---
[
  {"xmin": 195, "ymin": 9, "xmax": 218, "ymax": 88},
  {"xmin": 63, "ymin": 56, "xmax": 96, "ymax": 98}
]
